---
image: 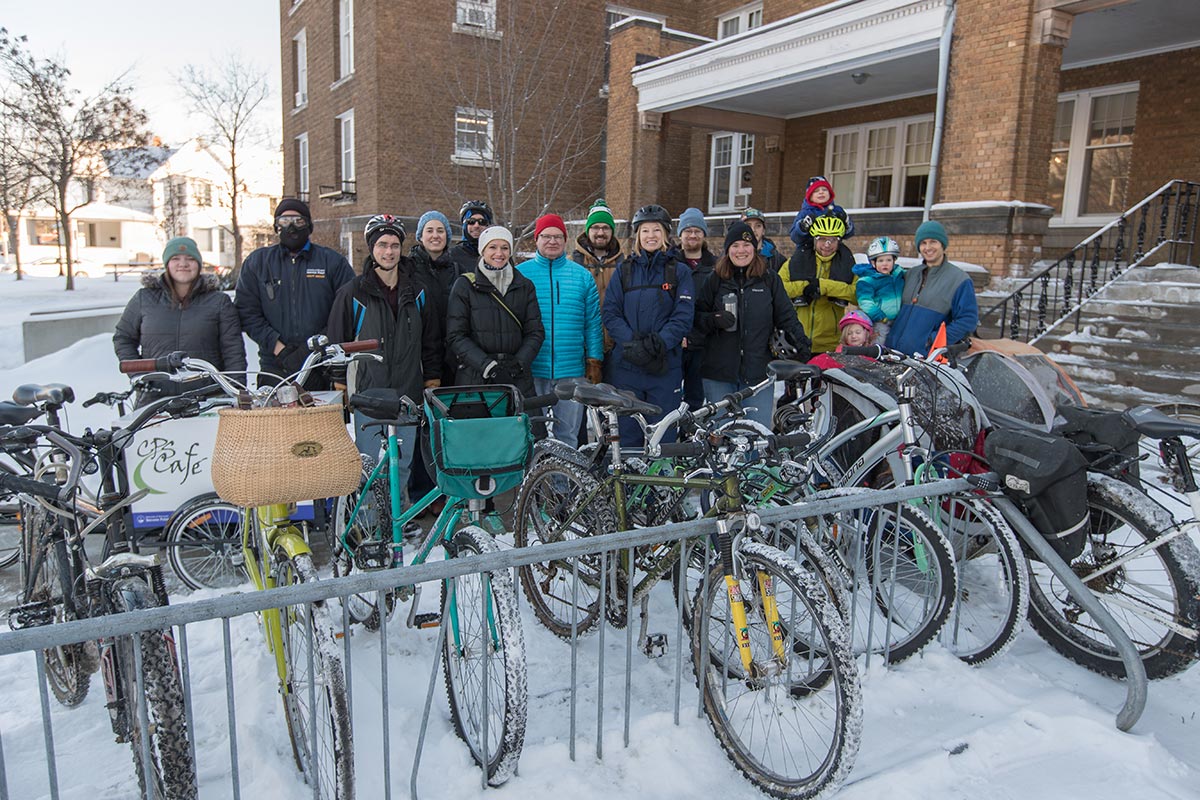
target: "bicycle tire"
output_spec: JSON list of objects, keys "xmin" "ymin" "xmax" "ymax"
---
[
  {"xmin": 1027, "ymin": 473, "xmax": 1200, "ymax": 680},
  {"xmin": 274, "ymin": 552, "xmax": 354, "ymax": 800},
  {"xmin": 332, "ymin": 453, "xmax": 395, "ymax": 631},
  {"xmin": 441, "ymin": 525, "xmax": 527, "ymax": 786},
  {"xmin": 513, "ymin": 456, "xmax": 612, "ymax": 639},
  {"xmin": 0, "ymin": 466, "xmax": 21, "ymax": 566},
  {"xmin": 692, "ymin": 540, "xmax": 861, "ymax": 799},
  {"xmin": 112, "ymin": 578, "xmax": 198, "ymax": 800},
  {"xmin": 164, "ymin": 493, "xmax": 245, "ymax": 590}
]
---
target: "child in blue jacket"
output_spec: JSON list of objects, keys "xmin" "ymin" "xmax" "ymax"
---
[
  {"xmin": 853, "ymin": 236, "xmax": 904, "ymax": 343},
  {"xmin": 789, "ymin": 176, "xmax": 854, "ymax": 246}
]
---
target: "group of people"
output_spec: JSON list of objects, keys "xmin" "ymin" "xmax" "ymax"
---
[{"xmin": 113, "ymin": 182, "xmax": 980, "ymax": 513}]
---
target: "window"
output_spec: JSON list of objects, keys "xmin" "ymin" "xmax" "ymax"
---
[
  {"xmin": 28, "ymin": 219, "xmax": 60, "ymax": 246},
  {"xmin": 293, "ymin": 29, "xmax": 308, "ymax": 106},
  {"xmin": 454, "ymin": 107, "xmax": 494, "ymax": 164},
  {"xmin": 709, "ymin": 132, "xmax": 754, "ymax": 212},
  {"xmin": 193, "ymin": 228, "xmax": 214, "ymax": 251},
  {"xmin": 457, "ymin": 0, "xmax": 496, "ymax": 31},
  {"xmin": 193, "ymin": 180, "xmax": 213, "ymax": 207},
  {"xmin": 337, "ymin": 0, "xmax": 354, "ymax": 79},
  {"xmin": 336, "ymin": 110, "xmax": 355, "ymax": 190},
  {"xmin": 824, "ymin": 114, "xmax": 935, "ymax": 208},
  {"xmin": 1048, "ymin": 84, "xmax": 1138, "ymax": 222},
  {"xmin": 295, "ymin": 133, "xmax": 309, "ymax": 198},
  {"xmin": 717, "ymin": 2, "xmax": 763, "ymax": 39}
]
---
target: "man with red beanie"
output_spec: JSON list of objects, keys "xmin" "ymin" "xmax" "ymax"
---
[
  {"xmin": 789, "ymin": 175, "xmax": 855, "ymax": 247},
  {"xmin": 516, "ymin": 213, "xmax": 603, "ymax": 446}
]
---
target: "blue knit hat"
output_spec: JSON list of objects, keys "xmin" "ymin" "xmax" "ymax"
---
[
  {"xmin": 416, "ymin": 210, "xmax": 452, "ymax": 244},
  {"xmin": 914, "ymin": 219, "xmax": 948, "ymax": 249},
  {"xmin": 677, "ymin": 207, "xmax": 708, "ymax": 236}
]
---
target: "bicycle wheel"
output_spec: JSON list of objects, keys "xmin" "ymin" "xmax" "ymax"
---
[
  {"xmin": 441, "ymin": 525, "xmax": 527, "ymax": 786},
  {"xmin": 332, "ymin": 453, "xmax": 395, "ymax": 631},
  {"xmin": 164, "ymin": 493, "xmax": 245, "ymax": 590},
  {"xmin": 112, "ymin": 578, "xmax": 197, "ymax": 800},
  {"xmin": 1027, "ymin": 473, "xmax": 1200, "ymax": 680},
  {"xmin": 274, "ymin": 552, "xmax": 354, "ymax": 799},
  {"xmin": 692, "ymin": 541, "xmax": 861, "ymax": 799},
  {"xmin": 0, "ymin": 467, "xmax": 21, "ymax": 566},
  {"xmin": 513, "ymin": 456, "xmax": 613, "ymax": 639}
]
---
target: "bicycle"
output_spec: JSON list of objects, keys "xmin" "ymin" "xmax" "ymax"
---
[
  {"xmin": 514, "ymin": 371, "xmax": 861, "ymax": 799},
  {"xmin": 1, "ymin": 388, "xmax": 203, "ymax": 799},
  {"xmin": 119, "ymin": 340, "xmax": 367, "ymax": 799}
]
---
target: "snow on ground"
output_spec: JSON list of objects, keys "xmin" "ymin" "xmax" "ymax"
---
[{"xmin": 0, "ymin": 276, "xmax": 1198, "ymax": 799}]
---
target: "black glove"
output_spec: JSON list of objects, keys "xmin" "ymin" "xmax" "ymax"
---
[
  {"xmin": 622, "ymin": 338, "xmax": 654, "ymax": 367},
  {"xmin": 492, "ymin": 354, "xmax": 526, "ymax": 384},
  {"xmin": 276, "ymin": 343, "xmax": 308, "ymax": 376},
  {"xmin": 712, "ymin": 310, "xmax": 736, "ymax": 331},
  {"xmin": 797, "ymin": 213, "xmax": 816, "ymax": 235},
  {"xmin": 642, "ymin": 334, "xmax": 668, "ymax": 376},
  {"xmin": 786, "ymin": 330, "xmax": 812, "ymax": 363},
  {"xmin": 801, "ymin": 281, "xmax": 820, "ymax": 304}
]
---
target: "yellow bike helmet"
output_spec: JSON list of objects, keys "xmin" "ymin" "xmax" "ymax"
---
[{"xmin": 808, "ymin": 214, "xmax": 846, "ymax": 239}]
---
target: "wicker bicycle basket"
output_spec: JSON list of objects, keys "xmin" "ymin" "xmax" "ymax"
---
[{"xmin": 210, "ymin": 403, "xmax": 361, "ymax": 507}]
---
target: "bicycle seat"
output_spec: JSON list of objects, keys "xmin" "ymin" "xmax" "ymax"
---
[
  {"xmin": 553, "ymin": 376, "xmax": 589, "ymax": 402},
  {"xmin": 768, "ymin": 361, "xmax": 821, "ymax": 383},
  {"xmin": 0, "ymin": 402, "xmax": 40, "ymax": 425},
  {"xmin": 572, "ymin": 383, "xmax": 661, "ymax": 417},
  {"xmin": 348, "ymin": 388, "xmax": 402, "ymax": 420},
  {"xmin": 1121, "ymin": 405, "xmax": 1200, "ymax": 440},
  {"xmin": 12, "ymin": 383, "xmax": 74, "ymax": 408}
]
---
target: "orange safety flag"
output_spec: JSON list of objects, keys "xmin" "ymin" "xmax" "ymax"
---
[{"xmin": 928, "ymin": 323, "xmax": 948, "ymax": 363}]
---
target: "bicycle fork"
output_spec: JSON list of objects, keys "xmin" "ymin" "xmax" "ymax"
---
[{"xmin": 718, "ymin": 513, "xmax": 786, "ymax": 679}]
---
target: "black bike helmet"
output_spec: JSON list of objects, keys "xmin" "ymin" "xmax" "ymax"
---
[
  {"xmin": 364, "ymin": 214, "xmax": 406, "ymax": 246},
  {"xmin": 631, "ymin": 204, "xmax": 671, "ymax": 231},
  {"xmin": 459, "ymin": 200, "xmax": 493, "ymax": 225}
]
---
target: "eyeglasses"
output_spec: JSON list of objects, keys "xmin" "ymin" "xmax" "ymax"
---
[
  {"xmin": 465, "ymin": 217, "xmax": 488, "ymax": 227},
  {"xmin": 275, "ymin": 217, "xmax": 310, "ymax": 230},
  {"xmin": 537, "ymin": 234, "xmax": 565, "ymax": 242}
]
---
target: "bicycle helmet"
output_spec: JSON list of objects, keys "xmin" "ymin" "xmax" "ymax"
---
[
  {"xmin": 364, "ymin": 214, "xmax": 406, "ymax": 246},
  {"xmin": 631, "ymin": 204, "xmax": 671, "ymax": 231},
  {"xmin": 459, "ymin": 200, "xmax": 493, "ymax": 224},
  {"xmin": 808, "ymin": 214, "xmax": 846, "ymax": 239},
  {"xmin": 866, "ymin": 236, "xmax": 900, "ymax": 261}
]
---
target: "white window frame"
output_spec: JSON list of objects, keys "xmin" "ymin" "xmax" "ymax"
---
[
  {"xmin": 295, "ymin": 133, "xmax": 309, "ymax": 197},
  {"xmin": 338, "ymin": 0, "xmax": 354, "ymax": 79},
  {"xmin": 293, "ymin": 29, "xmax": 308, "ymax": 107},
  {"xmin": 708, "ymin": 131, "xmax": 754, "ymax": 213},
  {"xmin": 823, "ymin": 114, "xmax": 936, "ymax": 209},
  {"xmin": 717, "ymin": 2, "xmax": 764, "ymax": 39},
  {"xmin": 336, "ymin": 110, "xmax": 355, "ymax": 190},
  {"xmin": 1050, "ymin": 82, "xmax": 1139, "ymax": 226},
  {"xmin": 455, "ymin": 0, "xmax": 496, "ymax": 32},
  {"xmin": 453, "ymin": 106, "xmax": 495, "ymax": 166}
]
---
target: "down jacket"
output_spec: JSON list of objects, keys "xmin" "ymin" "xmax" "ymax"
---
[
  {"xmin": 601, "ymin": 248, "xmax": 695, "ymax": 378},
  {"xmin": 779, "ymin": 241, "xmax": 858, "ymax": 355},
  {"xmin": 113, "ymin": 272, "xmax": 246, "ymax": 395},
  {"xmin": 410, "ymin": 243, "xmax": 464, "ymax": 380},
  {"xmin": 517, "ymin": 252, "xmax": 603, "ymax": 380},
  {"xmin": 852, "ymin": 261, "xmax": 906, "ymax": 324},
  {"xmin": 445, "ymin": 270, "xmax": 545, "ymax": 398}
]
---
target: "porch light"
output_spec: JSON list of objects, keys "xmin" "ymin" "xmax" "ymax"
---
[{"xmin": 851, "ymin": 72, "xmax": 870, "ymax": 85}]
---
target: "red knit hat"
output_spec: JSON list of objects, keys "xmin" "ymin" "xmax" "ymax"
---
[
  {"xmin": 534, "ymin": 213, "xmax": 566, "ymax": 239},
  {"xmin": 805, "ymin": 177, "xmax": 834, "ymax": 205}
]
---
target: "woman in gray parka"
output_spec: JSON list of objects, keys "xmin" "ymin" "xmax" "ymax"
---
[{"xmin": 114, "ymin": 236, "xmax": 246, "ymax": 404}]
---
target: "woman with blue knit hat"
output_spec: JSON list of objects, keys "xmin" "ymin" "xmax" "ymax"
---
[
  {"xmin": 885, "ymin": 219, "xmax": 979, "ymax": 356},
  {"xmin": 114, "ymin": 236, "xmax": 246, "ymax": 405},
  {"xmin": 673, "ymin": 207, "xmax": 715, "ymax": 410}
]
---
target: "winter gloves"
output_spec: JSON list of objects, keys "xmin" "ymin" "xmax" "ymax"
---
[
  {"xmin": 621, "ymin": 334, "xmax": 668, "ymax": 375},
  {"xmin": 586, "ymin": 358, "xmax": 604, "ymax": 384},
  {"xmin": 801, "ymin": 280, "xmax": 820, "ymax": 305},
  {"xmin": 711, "ymin": 310, "xmax": 737, "ymax": 331}
]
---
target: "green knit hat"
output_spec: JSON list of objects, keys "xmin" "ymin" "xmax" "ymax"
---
[
  {"xmin": 163, "ymin": 236, "xmax": 203, "ymax": 266},
  {"xmin": 914, "ymin": 219, "xmax": 948, "ymax": 249},
  {"xmin": 585, "ymin": 199, "xmax": 616, "ymax": 232}
]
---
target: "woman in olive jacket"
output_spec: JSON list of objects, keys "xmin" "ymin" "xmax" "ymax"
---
[
  {"xmin": 113, "ymin": 237, "xmax": 245, "ymax": 404},
  {"xmin": 445, "ymin": 226, "xmax": 545, "ymax": 400}
]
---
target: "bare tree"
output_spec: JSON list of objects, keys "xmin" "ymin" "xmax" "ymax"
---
[
  {"xmin": 0, "ymin": 83, "xmax": 50, "ymax": 279},
  {"xmin": 404, "ymin": 0, "xmax": 607, "ymax": 234},
  {"xmin": 177, "ymin": 56, "xmax": 269, "ymax": 278},
  {"xmin": 0, "ymin": 29, "xmax": 149, "ymax": 290}
]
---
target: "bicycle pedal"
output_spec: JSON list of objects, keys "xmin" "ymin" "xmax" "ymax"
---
[
  {"xmin": 8, "ymin": 601, "xmax": 54, "ymax": 630},
  {"xmin": 641, "ymin": 633, "xmax": 668, "ymax": 659},
  {"xmin": 354, "ymin": 541, "xmax": 391, "ymax": 571},
  {"xmin": 410, "ymin": 612, "xmax": 440, "ymax": 629}
]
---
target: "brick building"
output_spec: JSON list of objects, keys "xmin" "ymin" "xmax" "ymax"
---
[{"xmin": 281, "ymin": 0, "xmax": 1198, "ymax": 278}]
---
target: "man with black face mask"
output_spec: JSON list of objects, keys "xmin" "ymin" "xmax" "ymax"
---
[{"xmin": 235, "ymin": 198, "xmax": 355, "ymax": 386}]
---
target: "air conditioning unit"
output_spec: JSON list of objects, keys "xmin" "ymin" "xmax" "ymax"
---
[{"xmin": 734, "ymin": 192, "xmax": 752, "ymax": 208}]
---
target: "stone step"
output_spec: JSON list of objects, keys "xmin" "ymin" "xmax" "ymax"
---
[
  {"xmin": 1048, "ymin": 352, "xmax": 1200, "ymax": 409},
  {"xmin": 1063, "ymin": 317, "xmax": 1200, "ymax": 347}
]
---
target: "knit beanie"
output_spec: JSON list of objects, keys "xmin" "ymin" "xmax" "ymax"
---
[
  {"xmin": 723, "ymin": 220, "xmax": 758, "ymax": 253},
  {"xmin": 478, "ymin": 225, "xmax": 514, "ymax": 254},
  {"xmin": 585, "ymin": 199, "xmax": 616, "ymax": 232},
  {"xmin": 163, "ymin": 236, "xmax": 203, "ymax": 266},
  {"xmin": 839, "ymin": 310, "xmax": 874, "ymax": 333},
  {"xmin": 677, "ymin": 207, "xmax": 708, "ymax": 236},
  {"xmin": 914, "ymin": 219, "xmax": 949, "ymax": 249},
  {"xmin": 273, "ymin": 198, "xmax": 312, "ymax": 225},
  {"xmin": 534, "ymin": 213, "xmax": 567, "ymax": 239},
  {"xmin": 805, "ymin": 176, "xmax": 834, "ymax": 205},
  {"xmin": 416, "ymin": 210, "xmax": 452, "ymax": 243}
]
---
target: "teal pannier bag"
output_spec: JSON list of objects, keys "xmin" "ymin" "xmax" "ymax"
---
[{"xmin": 422, "ymin": 385, "xmax": 533, "ymax": 500}]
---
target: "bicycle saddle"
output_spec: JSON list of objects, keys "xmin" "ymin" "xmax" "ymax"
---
[
  {"xmin": 572, "ymin": 383, "xmax": 661, "ymax": 417},
  {"xmin": 553, "ymin": 376, "xmax": 589, "ymax": 401},
  {"xmin": 348, "ymin": 388, "xmax": 402, "ymax": 420},
  {"xmin": 12, "ymin": 383, "xmax": 75, "ymax": 408},
  {"xmin": 768, "ymin": 361, "xmax": 821, "ymax": 383},
  {"xmin": 0, "ymin": 402, "xmax": 40, "ymax": 425},
  {"xmin": 1121, "ymin": 405, "xmax": 1200, "ymax": 440}
]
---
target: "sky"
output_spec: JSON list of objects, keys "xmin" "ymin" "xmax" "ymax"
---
[{"xmin": 2, "ymin": 0, "xmax": 283, "ymax": 148}]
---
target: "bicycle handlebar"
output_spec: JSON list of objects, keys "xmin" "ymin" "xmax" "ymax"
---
[
  {"xmin": 0, "ymin": 472, "xmax": 64, "ymax": 502},
  {"xmin": 340, "ymin": 339, "xmax": 380, "ymax": 354},
  {"xmin": 523, "ymin": 393, "xmax": 559, "ymax": 412},
  {"xmin": 654, "ymin": 441, "xmax": 708, "ymax": 459}
]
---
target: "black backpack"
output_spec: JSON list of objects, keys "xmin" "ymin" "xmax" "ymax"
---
[{"xmin": 619, "ymin": 258, "xmax": 680, "ymax": 300}]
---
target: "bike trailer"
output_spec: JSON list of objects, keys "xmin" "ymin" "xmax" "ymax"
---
[
  {"xmin": 423, "ymin": 385, "xmax": 533, "ymax": 499},
  {"xmin": 984, "ymin": 428, "xmax": 1091, "ymax": 561}
]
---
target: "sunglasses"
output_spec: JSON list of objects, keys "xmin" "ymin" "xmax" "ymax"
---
[
  {"xmin": 465, "ymin": 217, "xmax": 488, "ymax": 226},
  {"xmin": 275, "ymin": 217, "xmax": 310, "ymax": 230}
]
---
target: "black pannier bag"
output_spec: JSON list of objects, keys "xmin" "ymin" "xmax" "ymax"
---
[
  {"xmin": 1053, "ymin": 404, "xmax": 1141, "ymax": 488},
  {"xmin": 984, "ymin": 428, "xmax": 1091, "ymax": 561}
]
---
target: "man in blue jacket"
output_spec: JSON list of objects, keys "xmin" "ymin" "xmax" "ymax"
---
[
  {"xmin": 518, "ymin": 213, "xmax": 603, "ymax": 446},
  {"xmin": 235, "ymin": 198, "xmax": 355, "ymax": 386},
  {"xmin": 886, "ymin": 219, "xmax": 979, "ymax": 356}
]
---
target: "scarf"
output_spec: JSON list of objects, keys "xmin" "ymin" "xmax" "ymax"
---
[{"xmin": 477, "ymin": 258, "xmax": 514, "ymax": 296}]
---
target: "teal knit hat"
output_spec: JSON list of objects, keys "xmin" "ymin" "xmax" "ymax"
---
[
  {"xmin": 585, "ymin": 199, "xmax": 616, "ymax": 232},
  {"xmin": 163, "ymin": 236, "xmax": 203, "ymax": 266},
  {"xmin": 914, "ymin": 219, "xmax": 948, "ymax": 249}
]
